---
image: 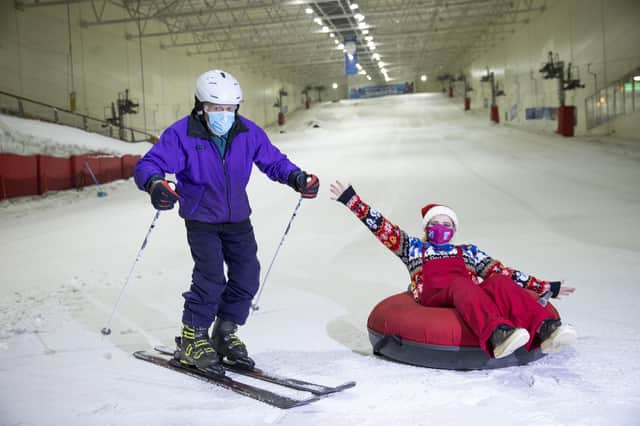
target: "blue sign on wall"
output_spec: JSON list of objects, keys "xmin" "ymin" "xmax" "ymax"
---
[{"xmin": 349, "ymin": 83, "xmax": 414, "ymax": 99}]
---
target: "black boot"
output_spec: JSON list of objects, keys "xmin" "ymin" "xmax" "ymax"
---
[
  {"xmin": 211, "ymin": 318, "xmax": 255, "ymax": 369},
  {"xmin": 538, "ymin": 319, "xmax": 561, "ymax": 341},
  {"xmin": 174, "ymin": 324, "xmax": 225, "ymax": 377},
  {"xmin": 538, "ymin": 319, "xmax": 577, "ymax": 353},
  {"xmin": 489, "ymin": 324, "xmax": 530, "ymax": 359}
]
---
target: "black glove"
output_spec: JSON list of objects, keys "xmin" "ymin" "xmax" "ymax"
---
[
  {"xmin": 548, "ymin": 281, "xmax": 562, "ymax": 298},
  {"xmin": 147, "ymin": 178, "xmax": 179, "ymax": 210},
  {"xmin": 288, "ymin": 170, "xmax": 320, "ymax": 199}
]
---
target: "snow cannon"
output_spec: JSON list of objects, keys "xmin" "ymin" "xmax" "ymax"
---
[{"xmin": 367, "ymin": 291, "xmax": 559, "ymax": 370}]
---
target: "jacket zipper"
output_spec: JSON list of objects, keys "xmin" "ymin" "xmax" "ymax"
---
[
  {"xmin": 221, "ymin": 131, "xmax": 234, "ymax": 223},
  {"xmin": 223, "ymin": 156, "xmax": 231, "ymax": 222},
  {"xmin": 211, "ymin": 124, "xmax": 238, "ymax": 223}
]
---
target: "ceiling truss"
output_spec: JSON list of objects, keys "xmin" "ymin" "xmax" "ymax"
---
[{"xmin": 15, "ymin": 0, "xmax": 547, "ymax": 85}]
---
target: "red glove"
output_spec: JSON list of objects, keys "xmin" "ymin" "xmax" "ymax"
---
[
  {"xmin": 288, "ymin": 171, "xmax": 320, "ymax": 199},
  {"xmin": 148, "ymin": 179, "xmax": 179, "ymax": 210}
]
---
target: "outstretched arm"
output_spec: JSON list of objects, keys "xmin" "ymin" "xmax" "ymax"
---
[
  {"xmin": 330, "ymin": 181, "xmax": 417, "ymax": 267},
  {"xmin": 469, "ymin": 244, "xmax": 574, "ymax": 298},
  {"xmin": 548, "ymin": 280, "xmax": 576, "ymax": 299}
]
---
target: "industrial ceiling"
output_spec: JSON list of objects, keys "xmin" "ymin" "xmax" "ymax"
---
[{"xmin": 15, "ymin": 0, "xmax": 546, "ymax": 85}]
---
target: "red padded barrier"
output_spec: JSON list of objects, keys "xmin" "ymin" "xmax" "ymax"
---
[
  {"xmin": 70, "ymin": 155, "xmax": 93, "ymax": 188},
  {"xmin": 101, "ymin": 157, "xmax": 123, "ymax": 182},
  {"xmin": 0, "ymin": 154, "xmax": 38, "ymax": 199},
  {"xmin": 0, "ymin": 153, "xmax": 140, "ymax": 200},
  {"xmin": 121, "ymin": 155, "xmax": 138, "ymax": 179},
  {"xmin": 38, "ymin": 155, "xmax": 73, "ymax": 193},
  {"xmin": 557, "ymin": 106, "xmax": 575, "ymax": 137},
  {"xmin": 490, "ymin": 105, "xmax": 500, "ymax": 123}
]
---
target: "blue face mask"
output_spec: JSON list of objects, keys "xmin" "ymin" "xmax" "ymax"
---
[{"xmin": 207, "ymin": 111, "xmax": 235, "ymax": 136}]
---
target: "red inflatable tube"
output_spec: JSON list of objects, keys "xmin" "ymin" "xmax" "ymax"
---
[{"xmin": 367, "ymin": 291, "xmax": 559, "ymax": 370}]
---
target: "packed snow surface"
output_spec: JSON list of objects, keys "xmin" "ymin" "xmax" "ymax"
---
[{"xmin": 1, "ymin": 94, "xmax": 639, "ymax": 425}]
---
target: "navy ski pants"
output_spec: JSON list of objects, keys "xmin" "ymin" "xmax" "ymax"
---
[{"xmin": 181, "ymin": 219, "xmax": 260, "ymax": 328}]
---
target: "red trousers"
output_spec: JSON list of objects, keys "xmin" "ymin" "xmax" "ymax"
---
[{"xmin": 420, "ymin": 248, "xmax": 556, "ymax": 356}]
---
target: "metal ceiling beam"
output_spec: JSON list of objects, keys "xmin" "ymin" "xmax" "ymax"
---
[
  {"xmin": 188, "ymin": 42, "xmax": 339, "ymax": 56},
  {"xmin": 373, "ymin": 22, "xmax": 528, "ymax": 38},
  {"xmin": 126, "ymin": 15, "xmax": 314, "ymax": 39},
  {"xmin": 364, "ymin": 29, "xmax": 515, "ymax": 43},
  {"xmin": 15, "ymin": 0, "xmax": 98, "ymax": 8},
  {"xmin": 77, "ymin": 0, "xmax": 490, "ymax": 30},
  {"xmin": 367, "ymin": 8, "xmax": 541, "ymax": 29},
  {"xmin": 212, "ymin": 43, "xmax": 483, "ymax": 70},
  {"xmin": 161, "ymin": 37, "xmax": 329, "ymax": 51},
  {"xmin": 119, "ymin": 1, "xmax": 513, "ymax": 40},
  {"xmin": 81, "ymin": 2, "xmax": 300, "ymax": 27},
  {"xmin": 329, "ymin": 16, "xmax": 528, "ymax": 35}
]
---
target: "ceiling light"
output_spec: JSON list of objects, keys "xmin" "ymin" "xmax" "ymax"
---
[
  {"xmin": 380, "ymin": 68, "xmax": 387, "ymax": 73},
  {"xmin": 377, "ymin": 61, "xmax": 386, "ymax": 68},
  {"xmin": 329, "ymin": 33, "xmax": 335, "ymax": 38},
  {"xmin": 314, "ymin": 17, "xmax": 322, "ymax": 25},
  {"xmin": 354, "ymin": 13, "xmax": 365, "ymax": 22},
  {"xmin": 347, "ymin": 54, "xmax": 354, "ymax": 61},
  {"xmin": 358, "ymin": 22, "xmax": 368, "ymax": 29},
  {"xmin": 372, "ymin": 53, "xmax": 381, "ymax": 60},
  {"xmin": 356, "ymin": 63, "xmax": 363, "ymax": 70},
  {"xmin": 365, "ymin": 36, "xmax": 373, "ymax": 42},
  {"xmin": 337, "ymin": 43, "xmax": 344, "ymax": 49},
  {"xmin": 421, "ymin": 74, "xmax": 428, "ymax": 82},
  {"xmin": 321, "ymin": 26, "xmax": 329, "ymax": 32},
  {"xmin": 634, "ymin": 75, "xmax": 640, "ymax": 81},
  {"xmin": 334, "ymin": 39, "xmax": 339, "ymax": 44},
  {"xmin": 369, "ymin": 45, "xmax": 376, "ymax": 50},
  {"xmin": 332, "ymin": 82, "xmax": 338, "ymax": 89},
  {"xmin": 359, "ymin": 69, "xmax": 366, "ymax": 75},
  {"xmin": 366, "ymin": 75, "xmax": 372, "ymax": 80},
  {"xmin": 350, "ymin": 3, "xmax": 359, "ymax": 10},
  {"xmin": 305, "ymin": 7, "xmax": 313, "ymax": 14},
  {"xmin": 362, "ymin": 29, "xmax": 369, "ymax": 35}
]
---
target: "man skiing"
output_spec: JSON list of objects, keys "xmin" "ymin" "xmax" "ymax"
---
[{"xmin": 134, "ymin": 70, "xmax": 319, "ymax": 376}]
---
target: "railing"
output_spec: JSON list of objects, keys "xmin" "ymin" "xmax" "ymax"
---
[
  {"xmin": 584, "ymin": 70, "xmax": 640, "ymax": 130},
  {"xmin": 0, "ymin": 90, "xmax": 157, "ymax": 143}
]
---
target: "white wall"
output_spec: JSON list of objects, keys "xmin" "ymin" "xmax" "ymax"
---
[
  {"xmin": 460, "ymin": 0, "xmax": 640, "ymax": 139},
  {"xmin": 0, "ymin": 2, "xmax": 306, "ymax": 135}
]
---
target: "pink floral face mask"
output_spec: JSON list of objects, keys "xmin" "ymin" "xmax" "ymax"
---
[{"xmin": 426, "ymin": 224, "xmax": 455, "ymax": 245}]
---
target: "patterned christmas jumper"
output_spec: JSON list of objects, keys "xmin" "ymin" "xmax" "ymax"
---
[{"xmin": 336, "ymin": 186, "xmax": 560, "ymax": 303}]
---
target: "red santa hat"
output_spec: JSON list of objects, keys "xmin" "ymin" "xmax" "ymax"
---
[{"xmin": 421, "ymin": 203, "xmax": 459, "ymax": 231}]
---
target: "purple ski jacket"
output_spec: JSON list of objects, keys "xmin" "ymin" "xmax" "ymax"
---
[{"xmin": 134, "ymin": 113, "xmax": 300, "ymax": 224}]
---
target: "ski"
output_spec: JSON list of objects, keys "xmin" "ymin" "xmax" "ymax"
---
[
  {"xmin": 133, "ymin": 351, "xmax": 320, "ymax": 409},
  {"xmin": 154, "ymin": 345, "xmax": 356, "ymax": 396}
]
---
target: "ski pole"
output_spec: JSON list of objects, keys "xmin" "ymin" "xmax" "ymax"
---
[
  {"xmin": 84, "ymin": 161, "xmax": 108, "ymax": 197},
  {"xmin": 101, "ymin": 210, "xmax": 161, "ymax": 336},
  {"xmin": 251, "ymin": 196, "xmax": 303, "ymax": 312}
]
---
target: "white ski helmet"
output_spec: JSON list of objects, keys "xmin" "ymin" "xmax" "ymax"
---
[{"xmin": 195, "ymin": 70, "xmax": 243, "ymax": 105}]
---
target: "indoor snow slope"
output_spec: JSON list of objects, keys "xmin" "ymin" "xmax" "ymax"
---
[{"xmin": 1, "ymin": 93, "xmax": 639, "ymax": 426}]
